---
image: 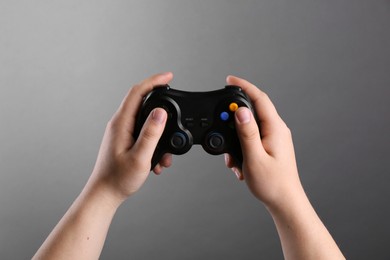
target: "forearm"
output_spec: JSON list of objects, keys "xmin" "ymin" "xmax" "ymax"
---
[
  {"xmin": 33, "ymin": 179, "xmax": 122, "ymax": 260},
  {"xmin": 268, "ymin": 188, "xmax": 345, "ymax": 260}
]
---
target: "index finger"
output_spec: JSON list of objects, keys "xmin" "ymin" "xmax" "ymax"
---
[
  {"xmin": 226, "ymin": 75, "xmax": 284, "ymax": 136},
  {"xmin": 113, "ymin": 72, "xmax": 174, "ymax": 135}
]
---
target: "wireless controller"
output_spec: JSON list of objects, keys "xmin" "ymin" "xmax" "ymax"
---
[{"xmin": 133, "ymin": 85, "xmax": 257, "ymax": 170}]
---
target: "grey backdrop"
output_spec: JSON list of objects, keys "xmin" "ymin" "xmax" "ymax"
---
[{"xmin": 1, "ymin": 1, "xmax": 389, "ymax": 259}]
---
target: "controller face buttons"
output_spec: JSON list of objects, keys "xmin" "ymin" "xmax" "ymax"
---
[
  {"xmin": 229, "ymin": 102, "xmax": 239, "ymax": 112},
  {"xmin": 220, "ymin": 111, "xmax": 229, "ymax": 121},
  {"xmin": 133, "ymin": 85, "xmax": 256, "ymax": 170}
]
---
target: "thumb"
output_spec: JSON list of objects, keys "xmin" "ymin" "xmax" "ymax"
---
[
  {"xmin": 132, "ymin": 108, "xmax": 167, "ymax": 163},
  {"xmin": 235, "ymin": 107, "xmax": 266, "ymax": 162}
]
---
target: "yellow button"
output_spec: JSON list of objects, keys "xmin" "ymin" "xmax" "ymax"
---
[{"xmin": 229, "ymin": 102, "xmax": 238, "ymax": 112}]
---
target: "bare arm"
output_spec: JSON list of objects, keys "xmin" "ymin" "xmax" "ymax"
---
[
  {"xmin": 225, "ymin": 75, "xmax": 345, "ymax": 260},
  {"xmin": 33, "ymin": 72, "xmax": 173, "ymax": 260},
  {"xmin": 32, "ymin": 182, "xmax": 120, "ymax": 259},
  {"xmin": 33, "ymin": 72, "xmax": 344, "ymax": 259}
]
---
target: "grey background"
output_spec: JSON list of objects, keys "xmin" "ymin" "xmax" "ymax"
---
[{"xmin": 1, "ymin": 0, "xmax": 389, "ymax": 259}]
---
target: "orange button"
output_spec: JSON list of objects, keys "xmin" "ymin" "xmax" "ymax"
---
[{"xmin": 229, "ymin": 102, "xmax": 238, "ymax": 112}]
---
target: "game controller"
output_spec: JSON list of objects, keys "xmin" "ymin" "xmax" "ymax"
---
[{"xmin": 133, "ymin": 85, "xmax": 257, "ymax": 170}]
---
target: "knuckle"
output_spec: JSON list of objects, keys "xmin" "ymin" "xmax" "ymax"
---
[
  {"xmin": 130, "ymin": 83, "xmax": 140, "ymax": 92},
  {"xmin": 257, "ymin": 90, "xmax": 269, "ymax": 102},
  {"xmin": 259, "ymin": 91, "xmax": 269, "ymax": 100},
  {"xmin": 278, "ymin": 120, "xmax": 292, "ymax": 138},
  {"xmin": 241, "ymin": 126, "xmax": 259, "ymax": 141},
  {"xmin": 251, "ymin": 90, "xmax": 270, "ymax": 108},
  {"xmin": 106, "ymin": 115, "xmax": 121, "ymax": 131},
  {"xmin": 140, "ymin": 125, "xmax": 159, "ymax": 143},
  {"xmin": 141, "ymin": 129, "xmax": 154, "ymax": 142},
  {"xmin": 106, "ymin": 119, "xmax": 116, "ymax": 131},
  {"xmin": 126, "ymin": 84, "xmax": 141, "ymax": 100}
]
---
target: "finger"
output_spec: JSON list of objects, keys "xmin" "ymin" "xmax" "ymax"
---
[
  {"xmin": 234, "ymin": 107, "xmax": 267, "ymax": 162},
  {"xmin": 232, "ymin": 167, "xmax": 245, "ymax": 181},
  {"xmin": 224, "ymin": 153, "xmax": 235, "ymax": 168},
  {"xmin": 226, "ymin": 75, "xmax": 283, "ymax": 136},
  {"xmin": 119, "ymin": 72, "xmax": 173, "ymax": 120},
  {"xmin": 131, "ymin": 108, "xmax": 167, "ymax": 164},
  {"xmin": 224, "ymin": 154, "xmax": 244, "ymax": 180},
  {"xmin": 153, "ymin": 164, "xmax": 163, "ymax": 175},
  {"xmin": 153, "ymin": 154, "xmax": 172, "ymax": 175},
  {"xmin": 108, "ymin": 72, "xmax": 173, "ymax": 151},
  {"xmin": 113, "ymin": 72, "xmax": 173, "ymax": 134},
  {"xmin": 159, "ymin": 153, "xmax": 172, "ymax": 168}
]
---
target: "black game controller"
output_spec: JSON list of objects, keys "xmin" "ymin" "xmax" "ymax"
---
[{"xmin": 133, "ymin": 85, "xmax": 257, "ymax": 170}]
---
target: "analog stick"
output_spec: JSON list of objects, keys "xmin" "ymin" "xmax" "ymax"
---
[
  {"xmin": 207, "ymin": 133, "xmax": 225, "ymax": 152},
  {"xmin": 170, "ymin": 132, "xmax": 187, "ymax": 149}
]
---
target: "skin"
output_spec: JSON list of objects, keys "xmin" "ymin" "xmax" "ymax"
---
[
  {"xmin": 33, "ymin": 73, "xmax": 345, "ymax": 260},
  {"xmin": 225, "ymin": 75, "xmax": 345, "ymax": 260}
]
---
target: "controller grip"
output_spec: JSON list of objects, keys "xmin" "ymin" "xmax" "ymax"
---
[
  {"xmin": 229, "ymin": 148, "xmax": 244, "ymax": 170},
  {"xmin": 150, "ymin": 146, "xmax": 166, "ymax": 170}
]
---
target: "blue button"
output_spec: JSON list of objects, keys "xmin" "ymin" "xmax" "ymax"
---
[{"xmin": 220, "ymin": 112, "xmax": 229, "ymax": 121}]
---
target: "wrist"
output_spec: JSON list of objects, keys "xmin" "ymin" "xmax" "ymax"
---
[
  {"xmin": 82, "ymin": 177, "xmax": 127, "ymax": 211},
  {"xmin": 265, "ymin": 185, "xmax": 312, "ymax": 220}
]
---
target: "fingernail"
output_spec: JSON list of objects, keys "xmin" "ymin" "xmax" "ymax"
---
[
  {"xmin": 224, "ymin": 153, "xmax": 229, "ymax": 165},
  {"xmin": 233, "ymin": 168, "xmax": 240, "ymax": 180},
  {"xmin": 236, "ymin": 108, "xmax": 251, "ymax": 124},
  {"xmin": 152, "ymin": 108, "xmax": 166, "ymax": 124},
  {"xmin": 161, "ymin": 72, "xmax": 172, "ymax": 76}
]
